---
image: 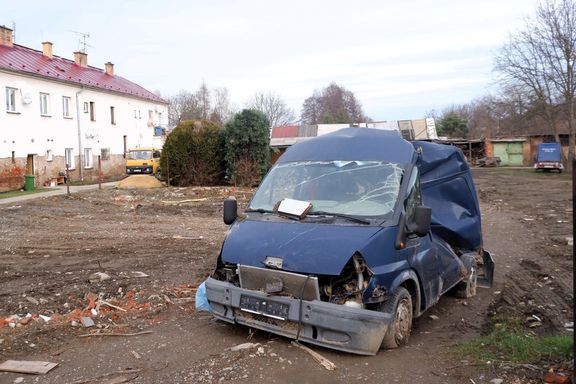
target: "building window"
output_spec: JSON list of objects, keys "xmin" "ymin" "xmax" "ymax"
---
[
  {"xmin": 6, "ymin": 87, "xmax": 17, "ymax": 112},
  {"xmin": 62, "ymin": 96, "xmax": 72, "ymax": 118},
  {"xmin": 65, "ymin": 148, "xmax": 75, "ymax": 169},
  {"xmin": 89, "ymin": 102, "xmax": 95, "ymax": 121},
  {"xmin": 101, "ymin": 148, "xmax": 110, "ymax": 160},
  {"xmin": 123, "ymin": 135, "xmax": 127, "ymax": 158},
  {"xmin": 40, "ymin": 93, "xmax": 50, "ymax": 116},
  {"xmin": 134, "ymin": 109, "xmax": 137, "ymax": 119},
  {"xmin": 83, "ymin": 102, "xmax": 89, "ymax": 113},
  {"xmin": 84, "ymin": 148, "xmax": 93, "ymax": 169},
  {"xmin": 46, "ymin": 149, "xmax": 53, "ymax": 162},
  {"xmin": 148, "ymin": 110, "xmax": 153, "ymax": 119},
  {"xmin": 110, "ymin": 106, "xmax": 116, "ymax": 125}
]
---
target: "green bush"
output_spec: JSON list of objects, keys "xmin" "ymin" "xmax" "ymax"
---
[
  {"xmin": 161, "ymin": 120, "xmax": 224, "ymax": 186},
  {"xmin": 224, "ymin": 109, "xmax": 271, "ymax": 186}
]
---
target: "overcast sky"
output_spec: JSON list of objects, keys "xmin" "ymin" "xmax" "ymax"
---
[{"xmin": 3, "ymin": 0, "xmax": 538, "ymax": 121}]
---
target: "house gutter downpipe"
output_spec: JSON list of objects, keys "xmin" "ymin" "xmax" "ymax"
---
[{"xmin": 75, "ymin": 87, "xmax": 84, "ymax": 181}]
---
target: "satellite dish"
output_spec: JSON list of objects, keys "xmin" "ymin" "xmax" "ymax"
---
[{"xmin": 22, "ymin": 94, "xmax": 32, "ymax": 105}]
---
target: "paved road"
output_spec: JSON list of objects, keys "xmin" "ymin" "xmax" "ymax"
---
[{"xmin": 0, "ymin": 182, "xmax": 117, "ymax": 205}]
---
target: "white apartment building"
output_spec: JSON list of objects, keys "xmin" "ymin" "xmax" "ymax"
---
[{"xmin": 0, "ymin": 25, "xmax": 168, "ymax": 190}]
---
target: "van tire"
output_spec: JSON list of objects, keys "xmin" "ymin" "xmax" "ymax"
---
[{"xmin": 380, "ymin": 287, "xmax": 412, "ymax": 349}]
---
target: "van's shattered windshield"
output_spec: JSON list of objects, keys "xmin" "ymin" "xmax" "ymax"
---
[{"xmin": 250, "ymin": 161, "xmax": 404, "ymax": 218}]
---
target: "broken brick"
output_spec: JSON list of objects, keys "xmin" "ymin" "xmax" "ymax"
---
[{"xmin": 543, "ymin": 371, "xmax": 572, "ymax": 384}]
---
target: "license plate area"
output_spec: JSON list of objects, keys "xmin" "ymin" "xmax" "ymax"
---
[{"xmin": 239, "ymin": 295, "xmax": 290, "ymax": 320}]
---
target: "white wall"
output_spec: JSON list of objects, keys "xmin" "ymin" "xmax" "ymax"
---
[{"xmin": 0, "ymin": 70, "xmax": 168, "ymax": 167}]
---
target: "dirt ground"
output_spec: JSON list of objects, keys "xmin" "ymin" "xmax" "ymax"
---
[{"xmin": 0, "ymin": 169, "xmax": 572, "ymax": 384}]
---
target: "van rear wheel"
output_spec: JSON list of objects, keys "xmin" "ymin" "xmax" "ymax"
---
[{"xmin": 379, "ymin": 287, "xmax": 412, "ymax": 349}]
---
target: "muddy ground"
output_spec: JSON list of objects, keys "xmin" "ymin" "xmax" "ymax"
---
[{"xmin": 0, "ymin": 168, "xmax": 572, "ymax": 384}]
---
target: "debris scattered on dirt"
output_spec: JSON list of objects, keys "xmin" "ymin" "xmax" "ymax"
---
[{"xmin": 0, "ymin": 174, "xmax": 571, "ymax": 383}]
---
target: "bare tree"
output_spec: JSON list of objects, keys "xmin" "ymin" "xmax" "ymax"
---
[
  {"xmin": 247, "ymin": 91, "xmax": 296, "ymax": 127},
  {"xmin": 168, "ymin": 84, "xmax": 235, "ymax": 127},
  {"xmin": 168, "ymin": 90, "xmax": 198, "ymax": 127},
  {"xmin": 300, "ymin": 83, "xmax": 368, "ymax": 124},
  {"xmin": 495, "ymin": 0, "xmax": 576, "ymax": 170},
  {"xmin": 211, "ymin": 88, "xmax": 235, "ymax": 125},
  {"xmin": 195, "ymin": 83, "xmax": 211, "ymax": 121}
]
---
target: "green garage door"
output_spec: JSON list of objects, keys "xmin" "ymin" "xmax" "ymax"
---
[
  {"xmin": 506, "ymin": 142, "xmax": 524, "ymax": 165},
  {"xmin": 493, "ymin": 142, "xmax": 524, "ymax": 166}
]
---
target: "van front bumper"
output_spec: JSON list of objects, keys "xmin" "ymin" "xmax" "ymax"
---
[{"xmin": 205, "ymin": 277, "xmax": 390, "ymax": 355}]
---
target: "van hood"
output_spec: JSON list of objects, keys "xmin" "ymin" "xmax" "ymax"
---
[{"xmin": 220, "ymin": 219, "xmax": 382, "ymax": 276}]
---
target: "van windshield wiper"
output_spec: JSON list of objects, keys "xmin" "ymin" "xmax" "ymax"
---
[
  {"xmin": 245, "ymin": 208, "xmax": 275, "ymax": 214},
  {"xmin": 307, "ymin": 211, "xmax": 371, "ymax": 225}
]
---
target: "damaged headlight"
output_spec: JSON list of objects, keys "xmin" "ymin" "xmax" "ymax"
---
[{"xmin": 319, "ymin": 253, "xmax": 372, "ymax": 308}]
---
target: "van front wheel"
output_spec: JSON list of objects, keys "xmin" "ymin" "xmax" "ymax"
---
[{"xmin": 380, "ymin": 287, "xmax": 412, "ymax": 349}]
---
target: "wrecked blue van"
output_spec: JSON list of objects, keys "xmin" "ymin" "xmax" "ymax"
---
[{"xmin": 205, "ymin": 128, "xmax": 494, "ymax": 355}]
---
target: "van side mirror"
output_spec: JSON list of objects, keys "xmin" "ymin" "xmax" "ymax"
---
[
  {"xmin": 409, "ymin": 206, "xmax": 432, "ymax": 237},
  {"xmin": 223, "ymin": 197, "xmax": 238, "ymax": 225},
  {"xmin": 395, "ymin": 206, "xmax": 432, "ymax": 249}
]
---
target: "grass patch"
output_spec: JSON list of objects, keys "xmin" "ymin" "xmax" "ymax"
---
[
  {"xmin": 455, "ymin": 317, "xmax": 573, "ymax": 364},
  {"xmin": 0, "ymin": 188, "xmax": 58, "ymax": 199}
]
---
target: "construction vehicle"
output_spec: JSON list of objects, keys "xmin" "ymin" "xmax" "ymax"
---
[{"xmin": 125, "ymin": 148, "xmax": 161, "ymax": 177}]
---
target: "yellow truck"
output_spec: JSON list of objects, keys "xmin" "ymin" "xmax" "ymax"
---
[{"xmin": 125, "ymin": 148, "xmax": 161, "ymax": 177}]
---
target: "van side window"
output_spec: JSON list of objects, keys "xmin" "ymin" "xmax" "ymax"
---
[{"xmin": 405, "ymin": 168, "xmax": 421, "ymax": 222}]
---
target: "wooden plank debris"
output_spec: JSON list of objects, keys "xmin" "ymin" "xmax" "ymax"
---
[
  {"xmin": 79, "ymin": 331, "xmax": 153, "ymax": 338},
  {"xmin": 161, "ymin": 198, "xmax": 208, "ymax": 205},
  {"xmin": 291, "ymin": 341, "xmax": 336, "ymax": 371},
  {"xmin": 0, "ymin": 360, "xmax": 58, "ymax": 375}
]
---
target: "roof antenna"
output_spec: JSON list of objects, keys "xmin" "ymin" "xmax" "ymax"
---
[
  {"xmin": 69, "ymin": 30, "xmax": 92, "ymax": 53},
  {"xmin": 11, "ymin": 21, "xmax": 15, "ymax": 43}
]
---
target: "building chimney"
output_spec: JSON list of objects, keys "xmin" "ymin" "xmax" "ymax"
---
[
  {"xmin": 0, "ymin": 25, "xmax": 14, "ymax": 47},
  {"xmin": 42, "ymin": 41, "xmax": 53, "ymax": 59},
  {"xmin": 73, "ymin": 51, "xmax": 88, "ymax": 67},
  {"xmin": 104, "ymin": 62, "xmax": 114, "ymax": 76}
]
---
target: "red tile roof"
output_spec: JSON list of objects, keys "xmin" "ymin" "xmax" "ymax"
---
[{"xmin": 0, "ymin": 44, "xmax": 166, "ymax": 104}]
